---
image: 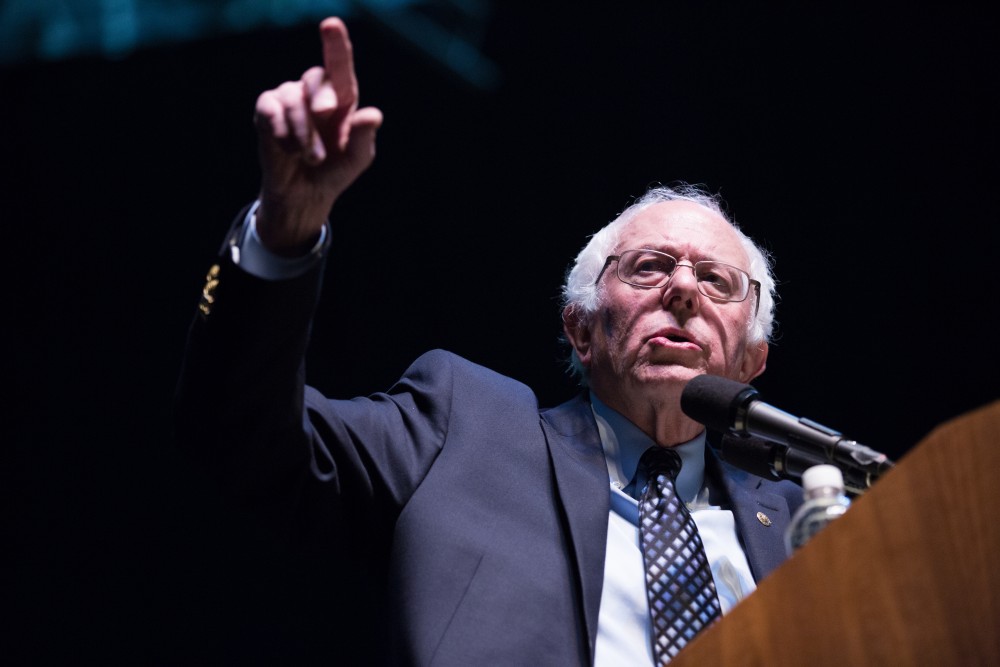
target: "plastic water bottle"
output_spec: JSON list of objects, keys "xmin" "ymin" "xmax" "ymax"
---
[{"xmin": 784, "ymin": 464, "xmax": 852, "ymax": 556}]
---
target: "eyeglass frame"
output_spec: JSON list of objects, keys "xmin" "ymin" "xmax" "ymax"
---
[{"xmin": 595, "ymin": 249, "xmax": 762, "ymax": 317}]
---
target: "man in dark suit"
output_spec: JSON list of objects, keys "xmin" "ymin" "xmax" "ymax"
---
[{"xmin": 175, "ymin": 16, "xmax": 802, "ymax": 666}]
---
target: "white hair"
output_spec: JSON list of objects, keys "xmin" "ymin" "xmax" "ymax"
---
[{"xmin": 560, "ymin": 183, "xmax": 777, "ymax": 384}]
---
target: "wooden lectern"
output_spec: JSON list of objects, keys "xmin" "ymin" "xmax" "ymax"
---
[{"xmin": 672, "ymin": 400, "xmax": 1000, "ymax": 667}]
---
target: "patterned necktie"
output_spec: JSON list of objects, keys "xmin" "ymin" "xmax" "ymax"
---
[{"xmin": 638, "ymin": 446, "xmax": 721, "ymax": 663}]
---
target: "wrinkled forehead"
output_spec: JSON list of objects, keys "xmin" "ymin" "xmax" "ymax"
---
[{"xmin": 615, "ymin": 201, "xmax": 751, "ymax": 269}]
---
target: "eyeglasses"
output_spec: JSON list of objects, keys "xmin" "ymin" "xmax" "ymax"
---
[{"xmin": 595, "ymin": 249, "xmax": 761, "ymax": 316}]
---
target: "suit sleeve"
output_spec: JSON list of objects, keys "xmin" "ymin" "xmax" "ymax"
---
[{"xmin": 173, "ymin": 212, "xmax": 451, "ymax": 541}]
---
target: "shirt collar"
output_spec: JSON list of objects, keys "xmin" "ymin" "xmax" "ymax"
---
[{"xmin": 590, "ymin": 392, "xmax": 706, "ymax": 503}]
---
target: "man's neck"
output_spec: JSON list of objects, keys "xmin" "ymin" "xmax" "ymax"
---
[
  {"xmin": 590, "ymin": 386, "xmax": 703, "ymax": 447},
  {"xmin": 590, "ymin": 393, "xmax": 707, "ymax": 503}
]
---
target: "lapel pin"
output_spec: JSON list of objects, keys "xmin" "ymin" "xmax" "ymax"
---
[{"xmin": 756, "ymin": 511, "xmax": 772, "ymax": 527}]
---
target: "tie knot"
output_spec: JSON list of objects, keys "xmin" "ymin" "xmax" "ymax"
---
[{"xmin": 640, "ymin": 446, "xmax": 682, "ymax": 482}]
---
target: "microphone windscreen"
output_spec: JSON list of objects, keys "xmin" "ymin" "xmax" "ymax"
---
[{"xmin": 680, "ymin": 374, "xmax": 758, "ymax": 431}]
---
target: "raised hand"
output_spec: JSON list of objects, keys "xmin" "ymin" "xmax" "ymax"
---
[{"xmin": 253, "ymin": 17, "xmax": 383, "ymax": 256}]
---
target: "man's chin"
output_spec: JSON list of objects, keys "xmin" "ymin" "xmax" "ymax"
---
[{"xmin": 637, "ymin": 364, "xmax": 704, "ymax": 388}]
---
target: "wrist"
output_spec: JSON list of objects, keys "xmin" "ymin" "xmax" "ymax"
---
[{"xmin": 256, "ymin": 196, "xmax": 329, "ymax": 257}]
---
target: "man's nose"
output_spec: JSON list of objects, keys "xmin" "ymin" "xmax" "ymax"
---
[
  {"xmin": 661, "ymin": 263, "xmax": 700, "ymax": 310},
  {"xmin": 668, "ymin": 263, "xmax": 700, "ymax": 289}
]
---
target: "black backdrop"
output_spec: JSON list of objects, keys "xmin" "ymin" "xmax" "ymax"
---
[{"xmin": 7, "ymin": 3, "xmax": 999, "ymax": 663}]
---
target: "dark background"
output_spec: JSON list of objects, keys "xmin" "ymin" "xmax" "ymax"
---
[{"xmin": 7, "ymin": 2, "xmax": 998, "ymax": 663}]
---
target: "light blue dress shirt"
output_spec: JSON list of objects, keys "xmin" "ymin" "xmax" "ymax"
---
[{"xmin": 590, "ymin": 394, "xmax": 757, "ymax": 666}]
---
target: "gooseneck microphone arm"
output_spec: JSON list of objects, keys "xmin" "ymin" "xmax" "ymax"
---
[{"xmin": 681, "ymin": 374, "xmax": 895, "ymax": 491}]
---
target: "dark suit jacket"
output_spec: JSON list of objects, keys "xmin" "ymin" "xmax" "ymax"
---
[{"xmin": 175, "ymin": 228, "xmax": 803, "ymax": 666}]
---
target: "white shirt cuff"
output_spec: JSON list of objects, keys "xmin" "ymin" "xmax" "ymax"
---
[{"xmin": 230, "ymin": 200, "xmax": 329, "ymax": 280}]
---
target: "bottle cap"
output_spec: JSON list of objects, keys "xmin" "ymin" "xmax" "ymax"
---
[{"xmin": 802, "ymin": 464, "xmax": 844, "ymax": 491}]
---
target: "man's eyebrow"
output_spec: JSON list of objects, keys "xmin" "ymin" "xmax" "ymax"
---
[{"xmin": 637, "ymin": 243, "xmax": 719, "ymax": 263}]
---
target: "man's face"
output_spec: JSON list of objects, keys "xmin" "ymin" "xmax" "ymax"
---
[{"xmin": 565, "ymin": 201, "xmax": 767, "ymax": 410}]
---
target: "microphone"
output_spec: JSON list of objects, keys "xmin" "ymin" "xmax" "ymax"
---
[{"xmin": 681, "ymin": 374, "xmax": 894, "ymax": 491}]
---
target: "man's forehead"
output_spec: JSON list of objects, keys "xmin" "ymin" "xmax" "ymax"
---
[{"xmin": 617, "ymin": 201, "xmax": 745, "ymax": 258}]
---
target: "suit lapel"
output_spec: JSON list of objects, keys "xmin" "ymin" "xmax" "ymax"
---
[
  {"xmin": 706, "ymin": 442, "xmax": 794, "ymax": 583},
  {"xmin": 539, "ymin": 394, "xmax": 609, "ymax": 662}
]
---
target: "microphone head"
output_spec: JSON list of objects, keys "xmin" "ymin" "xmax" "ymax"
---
[{"xmin": 680, "ymin": 374, "xmax": 759, "ymax": 433}]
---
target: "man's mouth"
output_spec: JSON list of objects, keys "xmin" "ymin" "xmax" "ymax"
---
[{"xmin": 647, "ymin": 328, "xmax": 703, "ymax": 355}]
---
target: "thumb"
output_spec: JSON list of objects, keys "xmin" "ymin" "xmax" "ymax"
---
[{"xmin": 343, "ymin": 106, "xmax": 383, "ymax": 168}]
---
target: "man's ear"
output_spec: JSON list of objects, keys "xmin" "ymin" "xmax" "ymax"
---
[
  {"xmin": 740, "ymin": 341, "xmax": 768, "ymax": 383},
  {"xmin": 562, "ymin": 305, "xmax": 593, "ymax": 369}
]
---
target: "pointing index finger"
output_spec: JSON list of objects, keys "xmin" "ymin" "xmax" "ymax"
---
[{"xmin": 320, "ymin": 18, "xmax": 359, "ymax": 145}]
